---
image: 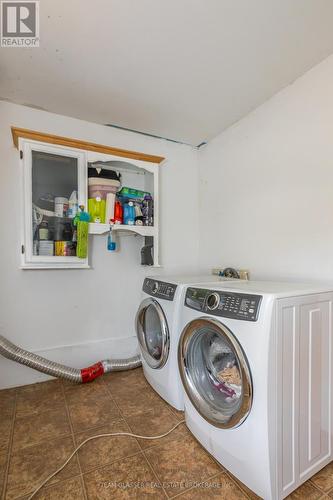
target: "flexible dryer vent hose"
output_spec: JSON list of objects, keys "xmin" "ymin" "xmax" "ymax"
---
[{"xmin": 0, "ymin": 335, "xmax": 141, "ymax": 383}]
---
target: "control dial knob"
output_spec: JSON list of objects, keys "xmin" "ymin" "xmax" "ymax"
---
[
  {"xmin": 206, "ymin": 292, "xmax": 220, "ymax": 311},
  {"xmin": 151, "ymin": 282, "xmax": 159, "ymax": 294}
]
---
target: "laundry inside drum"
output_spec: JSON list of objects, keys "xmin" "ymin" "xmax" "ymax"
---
[
  {"xmin": 186, "ymin": 326, "xmax": 244, "ymax": 424},
  {"xmin": 144, "ymin": 303, "xmax": 163, "ymax": 359},
  {"xmin": 204, "ymin": 334, "xmax": 242, "ymax": 401}
]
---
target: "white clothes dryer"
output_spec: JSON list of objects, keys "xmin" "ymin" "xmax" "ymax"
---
[
  {"xmin": 178, "ymin": 280, "xmax": 333, "ymax": 499},
  {"xmin": 135, "ymin": 275, "xmax": 234, "ymax": 410}
]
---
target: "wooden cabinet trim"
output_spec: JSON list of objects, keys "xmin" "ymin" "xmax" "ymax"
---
[{"xmin": 11, "ymin": 127, "xmax": 165, "ymax": 164}]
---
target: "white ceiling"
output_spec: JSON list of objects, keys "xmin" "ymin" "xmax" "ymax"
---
[{"xmin": 1, "ymin": 0, "xmax": 333, "ymax": 145}]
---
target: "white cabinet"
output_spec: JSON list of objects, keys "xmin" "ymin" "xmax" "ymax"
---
[
  {"xmin": 299, "ymin": 300, "xmax": 330, "ymax": 478},
  {"xmin": 276, "ymin": 294, "xmax": 332, "ymax": 498},
  {"xmin": 86, "ymin": 150, "xmax": 160, "ymax": 267},
  {"xmin": 17, "ymin": 132, "xmax": 162, "ymax": 269},
  {"xmin": 20, "ymin": 140, "xmax": 88, "ymax": 269}
]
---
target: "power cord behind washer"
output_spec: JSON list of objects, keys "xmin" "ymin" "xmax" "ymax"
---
[{"xmin": 28, "ymin": 419, "xmax": 185, "ymax": 499}]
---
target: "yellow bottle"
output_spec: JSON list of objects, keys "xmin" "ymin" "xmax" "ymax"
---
[{"xmin": 88, "ymin": 197, "xmax": 106, "ymax": 223}]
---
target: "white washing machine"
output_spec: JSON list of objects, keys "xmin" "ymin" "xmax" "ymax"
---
[
  {"xmin": 135, "ymin": 275, "xmax": 235, "ymax": 410},
  {"xmin": 178, "ymin": 280, "xmax": 333, "ymax": 499}
]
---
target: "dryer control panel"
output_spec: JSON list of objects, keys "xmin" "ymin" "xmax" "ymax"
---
[
  {"xmin": 185, "ymin": 287, "xmax": 262, "ymax": 321},
  {"xmin": 143, "ymin": 278, "xmax": 177, "ymax": 301}
]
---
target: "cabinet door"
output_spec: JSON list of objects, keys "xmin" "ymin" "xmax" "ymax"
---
[
  {"xmin": 299, "ymin": 299, "xmax": 331, "ymax": 478},
  {"xmin": 277, "ymin": 294, "xmax": 333, "ymax": 498},
  {"xmin": 277, "ymin": 300, "xmax": 299, "ymax": 496},
  {"xmin": 21, "ymin": 140, "xmax": 88, "ymax": 268}
]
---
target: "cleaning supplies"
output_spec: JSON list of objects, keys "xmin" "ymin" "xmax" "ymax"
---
[
  {"xmin": 114, "ymin": 201, "xmax": 123, "ymax": 224},
  {"xmin": 128, "ymin": 202, "xmax": 135, "ymax": 225},
  {"xmin": 105, "ymin": 193, "xmax": 116, "ymax": 224},
  {"xmin": 53, "ymin": 219, "xmax": 73, "ymax": 241},
  {"xmin": 88, "ymin": 197, "xmax": 106, "ymax": 223},
  {"xmin": 123, "ymin": 204, "xmax": 130, "ymax": 225},
  {"xmin": 68, "ymin": 191, "xmax": 78, "ymax": 218},
  {"xmin": 142, "ymin": 195, "xmax": 154, "ymax": 226},
  {"xmin": 55, "ymin": 241, "xmax": 76, "ymax": 256},
  {"xmin": 123, "ymin": 201, "xmax": 135, "ymax": 225},
  {"xmin": 38, "ymin": 220, "xmax": 49, "ymax": 240},
  {"xmin": 74, "ymin": 206, "xmax": 90, "ymax": 259},
  {"xmin": 38, "ymin": 241, "xmax": 54, "ymax": 256},
  {"xmin": 54, "ymin": 197, "xmax": 69, "ymax": 217},
  {"xmin": 134, "ymin": 204, "xmax": 143, "ymax": 225},
  {"xmin": 118, "ymin": 187, "xmax": 150, "ymax": 199}
]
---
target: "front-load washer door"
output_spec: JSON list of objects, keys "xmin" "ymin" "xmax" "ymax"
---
[
  {"xmin": 178, "ymin": 317, "xmax": 252, "ymax": 429},
  {"xmin": 136, "ymin": 298, "xmax": 170, "ymax": 369}
]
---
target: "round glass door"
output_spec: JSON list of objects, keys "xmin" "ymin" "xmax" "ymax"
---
[
  {"xmin": 136, "ymin": 298, "xmax": 170, "ymax": 369},
  {"xmin": 178, "ymin": 317, "xmax": 252, "ymax": 428}
]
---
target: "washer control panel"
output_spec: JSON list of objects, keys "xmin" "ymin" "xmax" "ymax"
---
[
  {"xmin": 185, "ymin": 287, "xmax": 262, "ymax": 321},
  {"xmin": 143, "ymin": 278, "xmax": 177, "ymax": 301}
]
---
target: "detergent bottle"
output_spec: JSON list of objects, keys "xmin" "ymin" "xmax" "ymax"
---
[
  {"xmin": 124, "ymin": 202, "xmax": 135, "ymax": 225},
  {"xmin": 114, "ymin": 201, "xmax": 123, "ymax": 224}
]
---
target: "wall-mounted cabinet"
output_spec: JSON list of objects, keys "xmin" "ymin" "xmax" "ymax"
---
[
  {"xmin": 86, "ymin": 150, "xmax": 159, "ymax": 267},
  {"xmin": 21, "ymin": 140, "xmax": 88, "ymax": 269},
  {"xmin": 13, "ymin": 128, "xmax": 163, "ymax": 269}
]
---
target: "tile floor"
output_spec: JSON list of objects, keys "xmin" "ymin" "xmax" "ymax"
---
[{"xmin": 0, "ymin": 367, "xmax": 332, "ymax": 499}]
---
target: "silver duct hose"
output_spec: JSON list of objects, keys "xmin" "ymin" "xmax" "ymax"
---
[
  {"xmin": 101, "ymin": 357, "xmax": 142, "ymax": 373},
  {"xmin": 0, "ymin": 335, "xmax": 141, "ymax": 383}
]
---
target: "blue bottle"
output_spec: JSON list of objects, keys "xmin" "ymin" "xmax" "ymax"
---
[
  {"xmin": 107, "ymin": 226, "xmax": 116, "ymax": 252},
  {"xmin": 123, "ymin": 204, "xmax": 130, "ymax": 224},
  {"xmin": 124, "ymin": 202, "xmax": 135, "ymax": 225}
]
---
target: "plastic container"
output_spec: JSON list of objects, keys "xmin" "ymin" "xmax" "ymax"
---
[
  {"xmin": 142, "ymin": 195, "xmax": 154, "ymax": 226},
  {"xmin": 123, "ymin": 202, "xmax": 135, "ymax": 225},
  {"xmin": 55, "ymin": 241, "xmax": 77, "ymax": 256},
  {"xmin": 54, "ymin": 197, "xmax": 69, "ymax": 217},
  {"xmin": 67, "ymin": 191, "xmax": 78, "ymax": 218},
  {"xmin": 130, "ymin": 203, "xmax": 135, "ymax": 224},
  {"xmin": 114, "ymin": 201, "xmax": 123, "ymax": 224},
  {"xmin": 88, "ymin": 180, "xmax": 120, "ymax": 200},
  {"xmin": 88, "ymin": 197, "xmax": 106, "ymax": 223},
  {"xmin": 107, "ymin": 227, "xmax": 116, "ymax": 252},
  {"xmin": 88, "ymin": 168, "xmax": 121, "ymax": 200},
  {"xmin": 88, "ymin": 167, "xmax": 120, "ymax": 181},
  {"xmin": 134, "ymin": 204, "xmax": 143, "ymax": 225},
  {"xmin": 38, "ymin": 240, "xmax": 54, "ymax": 256},
  {"xmin": 53, "ymin": 220, "xmax": 73, "ymax": 241},
  {"xmin": 105, "ymin": 193, "xmax": 116, "ymax": 224},
  {"xmin": 38, "ymin": 221, "xmax": 49, "ymax": 240},
  {"xmin": 118, "ymin": 187, "xmax": 150, "ymax": 199}
]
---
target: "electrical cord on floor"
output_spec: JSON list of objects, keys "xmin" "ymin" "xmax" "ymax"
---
[{"xmin": 27, "ymin": 419, "xmax": 186, "ymax": 500}]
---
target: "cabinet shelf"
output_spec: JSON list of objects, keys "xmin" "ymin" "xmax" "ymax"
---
[
  {"xmin": 89, "ymin": 223, "xmax": 156, "ymax": 237},
  {"xmin": 17, "ymin": 134, "xmax": 160, "ymax": 268}
]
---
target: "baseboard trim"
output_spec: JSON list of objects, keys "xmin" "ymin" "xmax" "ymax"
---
[{"xmin": 0, "ymin": 335, "xmax": 139, "ymax": 389}]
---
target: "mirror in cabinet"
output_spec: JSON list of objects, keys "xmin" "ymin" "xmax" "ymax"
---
[{"xmin": 21, "ymin": 141, "xmax": 87, "ymax": 268}]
